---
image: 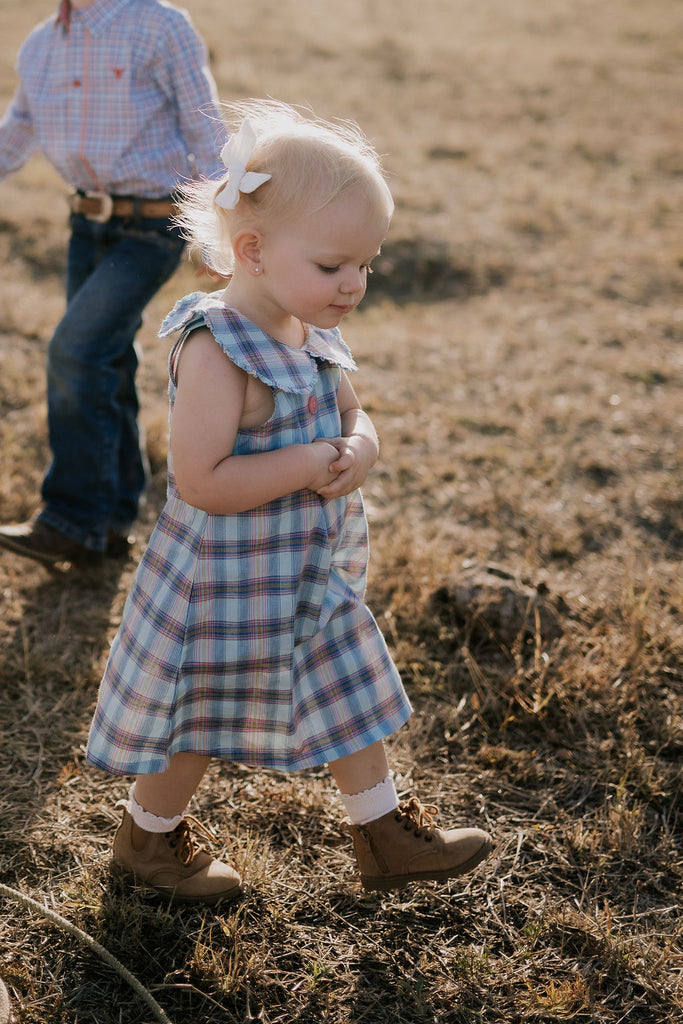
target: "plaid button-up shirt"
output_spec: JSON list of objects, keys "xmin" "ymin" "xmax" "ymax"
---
[{"xmin": 0, "ymin": 0, "xmax": 225, "ymax": 197}]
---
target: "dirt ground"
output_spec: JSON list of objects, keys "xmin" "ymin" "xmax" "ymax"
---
[{"xmin": 0, "ymin": 1, "xmax": 681, "ymax": 1022}]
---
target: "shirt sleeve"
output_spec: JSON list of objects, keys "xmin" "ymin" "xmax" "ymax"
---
[
  {"xmin": 0, "ymin": 83, "xmax": 38, "ymax": 180},
  {"xmin": 150, "ymin": 10, "xmax": 226, "ymax": 181}
]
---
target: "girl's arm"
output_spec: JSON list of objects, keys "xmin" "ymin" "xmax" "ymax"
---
[
  {"xmin": 170, "ymin": 329, "xmax": 340, "ymax": 513},
  {"xmin": 315, "ymin": 371, "xmax": 380, "ymax": 499}
]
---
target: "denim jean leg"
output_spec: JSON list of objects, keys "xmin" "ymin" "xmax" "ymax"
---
[
  {"xmin": 110, "ymin": 338, "xmax": 149, "ymax": 536},
  {"xmin": 40, "ymin": 215, "xmax": 184, "ymax": 550},
  {"xmin": 63, "ymin": 220, "xmax": 147, "ymax": 535}
]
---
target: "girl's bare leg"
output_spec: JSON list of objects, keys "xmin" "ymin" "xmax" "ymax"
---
[
  {"xmin": 328, "ymin": 740, "xmax": 390, "ymax": 794},
  {"xmin": 130, "ymin": 752, "xmax": 211, "ymax": 849}
]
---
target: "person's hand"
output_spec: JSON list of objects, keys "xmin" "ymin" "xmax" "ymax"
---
[
  {"xmin": 305, "ymin": 440, "xmax": 343, "ymax": 493},
  {"xmin": 315, "ymin": 435, "xmax": 376, "ymax": 498}
]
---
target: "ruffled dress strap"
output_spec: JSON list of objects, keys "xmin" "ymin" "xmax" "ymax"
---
[{"xmin": 160, "ymin": 290, "xmax": 357, "ymax": 393}]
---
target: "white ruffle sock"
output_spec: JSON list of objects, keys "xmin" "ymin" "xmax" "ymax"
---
[
  {"xmin": 339, "ymin": 773, "xmax": 399, "ymax": 825},
  {"xmin": 127, "ymin": 783, "xmax": 189, "ymax": 833}
]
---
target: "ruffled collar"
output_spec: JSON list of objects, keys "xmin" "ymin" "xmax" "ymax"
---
[{"xmin": 160, "ymin": 290, "xmax": 357, "ymax": 394}]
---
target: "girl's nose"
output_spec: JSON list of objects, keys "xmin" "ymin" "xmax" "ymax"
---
[{"xmin": 340, "ymin": 269, "xmax": 365, "ymax": 295}]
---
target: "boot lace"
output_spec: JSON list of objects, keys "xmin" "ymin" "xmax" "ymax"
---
[
  {"xmin": 167, "ymin": 815, "xmax": 216, "ymax": 866},
  {"xmin": 396, "ymin": 797, "xmax": 440, "ymax": 840}
]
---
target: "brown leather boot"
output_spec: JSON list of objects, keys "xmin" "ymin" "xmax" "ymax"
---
[
  {"xmin": 345, "ymin": 797, "xmax": 492, "ymax": 891},
  {"xmin": 0, "ymin": 517, "xmax": 103, "ymax": 567},
  {"xmin": 112, "ymin": 808, "xmax": 242, "ymax": 905}
]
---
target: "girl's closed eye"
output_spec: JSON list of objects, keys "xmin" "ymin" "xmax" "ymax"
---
[{"xmin": 317, "ymin": 263, "xmax": 374, "ymax": 275}]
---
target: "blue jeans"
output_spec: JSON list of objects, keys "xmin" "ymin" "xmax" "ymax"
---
[{"xmin": 39, "ymin": 213, "xmax": 185, "ymax": 551}]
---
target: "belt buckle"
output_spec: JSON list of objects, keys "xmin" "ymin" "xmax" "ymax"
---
[{"xmin": 84, "ymin": 190, "xmax": 114, "ymax": 223}]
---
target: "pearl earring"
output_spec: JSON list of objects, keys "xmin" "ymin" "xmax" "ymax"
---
[{"xmin": 254, "ymin": 266, "xmax": 260, "ymax": 274}]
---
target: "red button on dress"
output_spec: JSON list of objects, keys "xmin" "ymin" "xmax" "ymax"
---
[{"xmin": 308, "ymin": 395, "xmax": 318, "ymax": 414}]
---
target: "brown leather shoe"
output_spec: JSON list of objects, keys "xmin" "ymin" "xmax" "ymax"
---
[
  {"xmin": 0, "ymin": 517, "xmax": 103, "ymax": 567},
  {"xmin": 112, "ymin": 808, "xmax": 242, "ymax": 905},
  {"xmin": 345, "ymin": 797, "xmax": 493, "ymax": 891}
]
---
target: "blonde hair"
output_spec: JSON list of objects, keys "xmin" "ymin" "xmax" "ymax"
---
[{"xmin": 175, "ymin": 100, "xmax": 394, "ymax": 275}]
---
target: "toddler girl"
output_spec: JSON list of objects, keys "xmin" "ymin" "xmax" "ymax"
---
[{"xmin": 86, "ymin": 101, "xmax": 492, "ymax": 904}]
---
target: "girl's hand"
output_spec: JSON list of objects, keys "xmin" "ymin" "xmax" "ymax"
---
[
  {"xmin": 306, "ymin": 440, "xmax": 344, "ymax": 493},
  {"xmin": 315, "ymin": 372, "xmax": 380, "ymax": 498},
  {"xmin": 315, "ymin": 434, "xmax": 376, "ymax": 498}
]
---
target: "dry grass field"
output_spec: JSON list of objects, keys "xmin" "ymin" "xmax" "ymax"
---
[{"xmin": 0, "ymin": 0, "xmax": 681, "ymax": 1021}]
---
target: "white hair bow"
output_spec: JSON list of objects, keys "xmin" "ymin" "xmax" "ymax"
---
[{"xmin": 216, "ymin": 119, "xmax": 272, "ymax": 210}]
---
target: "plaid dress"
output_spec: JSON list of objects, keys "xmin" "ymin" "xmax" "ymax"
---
[{"xmin": 86, "ymin": 292, "xmax": 412, "ymax": 775}]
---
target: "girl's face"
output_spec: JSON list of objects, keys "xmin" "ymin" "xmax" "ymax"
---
[{"xmin": 257, "ymin": 186, "xmax": 391, "ymax": 331}]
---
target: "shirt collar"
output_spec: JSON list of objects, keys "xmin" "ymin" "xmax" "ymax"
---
[{"xmin": 56, "ymin": 0, "xmax": 134, "ymax": 36}]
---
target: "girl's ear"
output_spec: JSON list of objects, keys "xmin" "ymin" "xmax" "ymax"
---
[{"xmin": 232, "ymin": 229, "xmax": 263, "ymax": 276}]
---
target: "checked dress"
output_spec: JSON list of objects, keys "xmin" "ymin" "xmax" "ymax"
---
[{"xmin": 87, "ymin": 292, "xmax": 412, "ymax": 776}]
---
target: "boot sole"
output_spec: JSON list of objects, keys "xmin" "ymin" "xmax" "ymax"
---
[
  {"xmin": 0, "ymin": 534, "xmax": 104, "ymax": 568},
  {"xmin": 360, "ymin": 836, "xmax": 493, "ymax": 892},
  {"xmin": 110, "ymin": 859, "xmax": 243, "ymax": 906}
]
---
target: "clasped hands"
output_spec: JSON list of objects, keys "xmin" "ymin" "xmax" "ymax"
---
[{"xmin": 307, "ymin": 434, "xmax": 377, "ymax": 499}]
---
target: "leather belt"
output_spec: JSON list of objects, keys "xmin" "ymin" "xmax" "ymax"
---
[{"xmin": 69, "ymin": 191, "xmax": 176, "ymax": 223}]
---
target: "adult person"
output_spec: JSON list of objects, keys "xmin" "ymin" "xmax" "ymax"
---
[{"xmin": 0, "ymin": 0, "xmax": 225, "ymax": 567}]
